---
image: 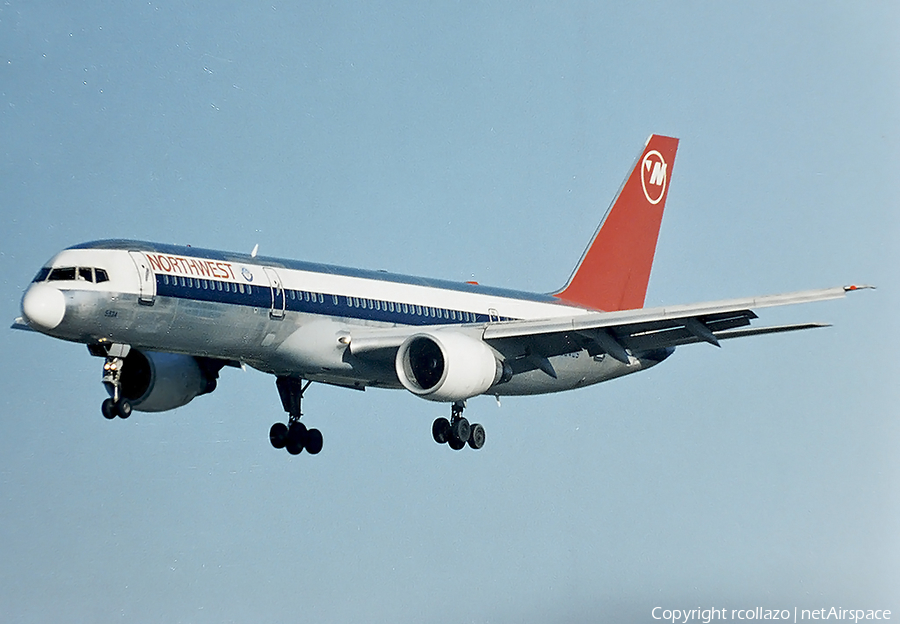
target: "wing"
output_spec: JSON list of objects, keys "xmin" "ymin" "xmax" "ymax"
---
[
  {"xmin": 348, "ymin": 285, "xmax": 872, "ymax": 370},
  {"xmin": 481, "ymin": 284, "xmax": 873, "ymax": 365}
]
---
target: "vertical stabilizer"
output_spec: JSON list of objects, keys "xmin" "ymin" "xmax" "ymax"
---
[{"xmin": 554, "ymin": 134, "xmax": 679, "ymax": 311}]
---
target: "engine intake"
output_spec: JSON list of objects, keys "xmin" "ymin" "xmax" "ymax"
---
[
  {"xmin": 395, "ymin": 332, "xmax": 508, "ymax": 402},
  {"xmin": 113, "ymin": 350, "xmax": 219, "ymax": 412}
]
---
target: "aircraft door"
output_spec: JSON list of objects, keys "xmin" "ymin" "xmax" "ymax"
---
[
  {"xmin": 128, "ymin": 251, "xmax": 156, "ymax": 305},
  {"xmin": 263, "ymin": 267, "xmax": 285, "ymax": 319}
]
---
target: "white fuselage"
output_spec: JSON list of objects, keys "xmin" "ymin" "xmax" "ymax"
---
[{"xmin": 20, "ymin": 240, "xmax": 666, "ymax": 399}]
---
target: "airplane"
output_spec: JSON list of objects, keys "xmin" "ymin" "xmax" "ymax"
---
[{"xmin": 12, "ymin": 134, "xmax": 871, "ymax": 456}]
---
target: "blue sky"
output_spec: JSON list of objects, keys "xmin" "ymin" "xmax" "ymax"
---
[{"xmin": 1, "ymin": 2, "xmax": 897, "ymax": 621}]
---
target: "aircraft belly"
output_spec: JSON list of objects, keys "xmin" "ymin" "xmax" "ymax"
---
[{"xmin": 257, "ymin": 316, "xmax": 402, "ymax": 386}]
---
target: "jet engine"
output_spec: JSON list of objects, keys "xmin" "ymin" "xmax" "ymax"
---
[
  {"xmin": 395, "ymin": 331, "xmax": 509, "ymax": 402},
  {"xmin": 112, "ymin": 350, "xmax": 219, "ymax": 412}
]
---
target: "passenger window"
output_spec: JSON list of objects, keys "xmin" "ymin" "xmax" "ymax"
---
[
  {"xmin": 238, "ymin": 283, "xmax": 244, "ymax": 294},
  {"xmin": 48, "ymin": 267, "xmax": 76, "ymax": 281},
  {"xmin": 318, "ymin": 293, "xmax": 324, "ymax": 304},
  {"xmin": 216, "ymin": 281, "xmax": 222, "ymax": 291}
]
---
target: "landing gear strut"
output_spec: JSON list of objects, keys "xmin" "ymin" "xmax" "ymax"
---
[
  {"xmin": 100, "ymin": 344, "xmax": 132, "ymax": 419},
  {"xmin": 432, "ymin": 400, "xmax": 485, "ymax": 450},
  {"xmin": 269, "ymin": 377, "xmax": 323, "ymax": 456}
]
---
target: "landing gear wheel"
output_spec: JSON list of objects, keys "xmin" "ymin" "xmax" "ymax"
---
[
  {"xmin": 468, "ymin": 423, "xmax": 486, "ymax": 450},
  {"xmin": 286, "ymin": 440, "xmax": 303, "ymax": 455},
  {"xmin": 102, "ymin": 398, "xmax": 132, "ymax": 419},
  {"xmin": 450, "ymin": 417, "xmax": 470, "ymax": 445},
  {"xmin": 102, "ymin": 398, "xmax": 117, "ymax": 420},
  {"xmin": 448, "ymin": 437, "xmax": 465, "ymax": 451},
  {"xmin": 305, "ymin": 429, "xmax": 323, "ymax": 455},
  {"xmin": 285, "ymin": 422, "xmax": 308, "ymax": 455},
  {"xmin": 269, "ymin": 422, "xmax": 288, "ymax": 449},
  {"xmin": 432, "ymin": 417, "xmax": 451, "ymax": 444},
  {"xmin": 116, "ymin": 400, "xmax": 132, "ymax": 419}
]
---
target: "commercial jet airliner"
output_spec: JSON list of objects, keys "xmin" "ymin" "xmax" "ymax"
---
[{"xmin": 12, "ymin": 135, "xmax": 870, "ymax": 455}]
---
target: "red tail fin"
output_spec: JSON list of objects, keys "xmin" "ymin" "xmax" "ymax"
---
[{"xmin": 554, "ymin": 134, "xmax": 679, "ymax": 311}]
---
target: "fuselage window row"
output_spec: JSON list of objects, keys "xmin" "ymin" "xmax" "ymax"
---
[
  {"xmin": 343, "ymin": 295, "xmax": 479, "ymax": 322},
  {"xmin": 161, "ymin": 274, "xmax": 252, "ymax": 295},
  {"xmin": 155, "ymin": 271, "xmax": 505, "ymax": 324}
]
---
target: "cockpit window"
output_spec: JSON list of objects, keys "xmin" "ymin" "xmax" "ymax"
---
[
  {"xmin": 42, "ymin": 267, "xmax": 110, "ymax": 283},
  {"xmin": 48, "ymin": 267, "xmax": 77, "ymax": 281},
  {"xmin": 32, "ymin": 267, "xmax": 51, "ymax": 282}
]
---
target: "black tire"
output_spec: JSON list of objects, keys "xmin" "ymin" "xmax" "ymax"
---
[
  {"xmin": 286, "ymin": 422, "xmax": 307, "ymax": 455},
  {"xmin": 468, "ymin": 423, "xmax": 485, "ymax": 450},
  {"xmin": 269, "ymin": 422, "xmax": 288, "ymax": 449},
  {"xmin": 432, "ymin": 417, "xmax": 451, "ymax": 444},
  {"xmin": 102, "ymin": 398, "xmax": 117, "ymax": 420},
  {"xmin": 450, "ymin": 417, "xmax": 470, "ymax": 444},
  {"xmin": 305, "ymin": 428, "xmax": 323, "ymax": 455},
  {"xmin": 116, "ymin": 400, "xmax": 132, "ymax": 419},
  {"xmin": 448, "ymin": 437, "xmax": 465, "ymax": 451}
]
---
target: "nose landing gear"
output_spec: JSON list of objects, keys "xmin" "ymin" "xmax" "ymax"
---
[
  {"xmin": 432, "ymin": 400, "xmax": 485, "ymax": 450},
  {"xmin": 100, "ymin": 344, "xmax": 132, "ymax": 419}
]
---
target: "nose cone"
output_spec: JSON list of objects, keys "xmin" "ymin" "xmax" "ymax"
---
[{"xmin": 22, "ymin": 284, "xmax": 66, "ymax": 330}]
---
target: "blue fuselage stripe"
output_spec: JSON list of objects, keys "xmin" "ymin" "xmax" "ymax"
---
[{"xmin": 155, "ymin": 275, "xmax": 500, "ymax": 326}]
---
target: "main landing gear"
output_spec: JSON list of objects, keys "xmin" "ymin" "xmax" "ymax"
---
[
  {"xmin": 268, "ymin": 377, "xmax": 323, "ymax": 456},
  {"xmin": 432, "ymin": 400, "xmax": 485, "ymax": 451},
  {"xmin": 100, "ymin": 345, "xmax": 133, "ymax": 420}
]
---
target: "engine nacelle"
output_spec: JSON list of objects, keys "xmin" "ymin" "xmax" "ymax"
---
[
  {"xmin": 395, "ymin": 331, "xmax": 507, "ymax": 402},
  {"xmin": 113, "ymin": 350, "xmax": 217, "ymax": 412}
]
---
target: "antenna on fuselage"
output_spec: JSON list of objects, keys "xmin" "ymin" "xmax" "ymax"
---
[{"xmin": 251, "ymin": 244, "xmax": 259, "ymax": 258}]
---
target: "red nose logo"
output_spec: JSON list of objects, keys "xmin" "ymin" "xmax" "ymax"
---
[{"xmin": 641, "ymin": 150, "xmax": 667, "ymax": 205}]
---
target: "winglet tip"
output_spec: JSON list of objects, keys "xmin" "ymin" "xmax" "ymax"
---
[{"xmin": 844, "ymin": 284, "xmax": 876, "ymax": 292}]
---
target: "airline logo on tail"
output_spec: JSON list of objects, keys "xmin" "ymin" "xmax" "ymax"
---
[
  {"xmin": 641, "ymin": 150, "xmax": 668, "ymax": 204},
  {"xmin": 553, "ymin": 134, "xmax": 679, "ymax": 312}
]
